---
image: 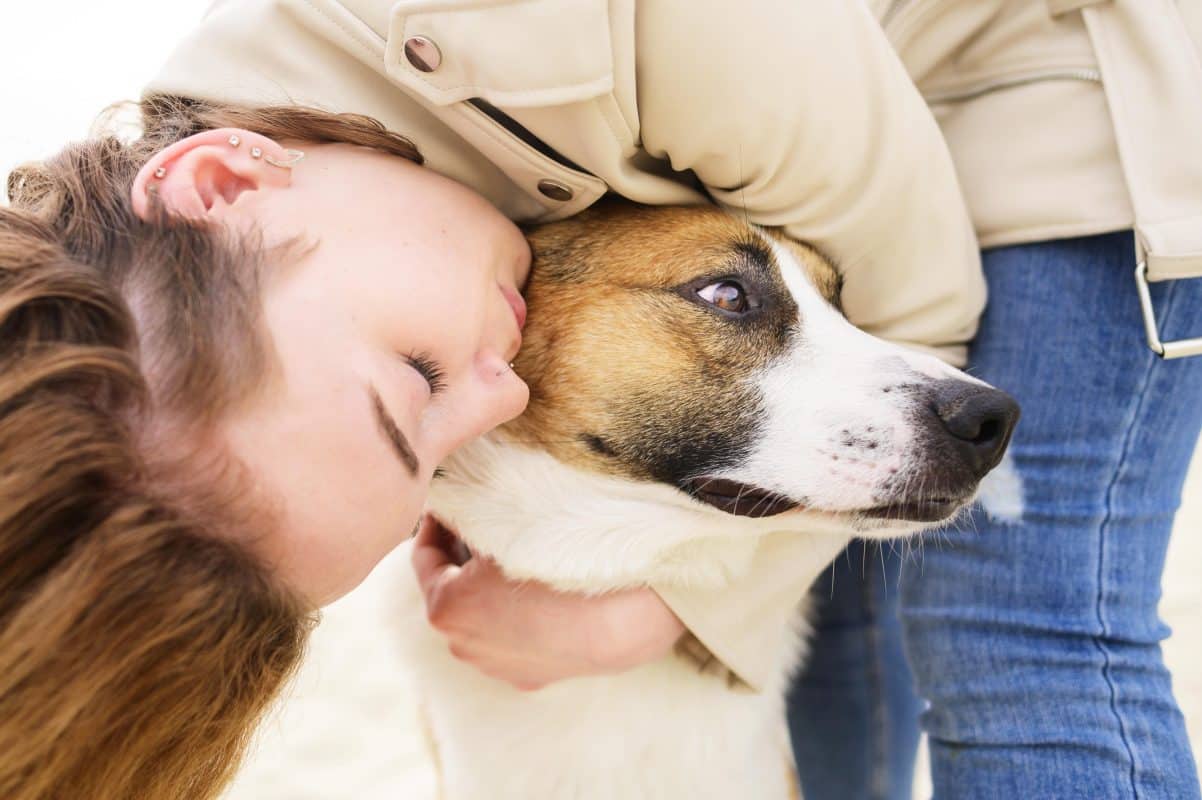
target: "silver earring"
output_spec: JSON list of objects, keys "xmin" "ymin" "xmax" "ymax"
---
[
  {"xmin": 228, "ymin": 134, "xmax": 241, "ymax": 148},
  {"xmin": 250, "ymin": 146, "xmax": 263, "ymax": 159},
  {"xmin": 264, "ymin": 148, "xmax": 306, "ymax": 170},
  {"xmin": 153, "ymin": 166, "xmax": 166, "ymax": 179}
]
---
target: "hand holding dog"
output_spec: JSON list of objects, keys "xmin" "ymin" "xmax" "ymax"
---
[{"xmin": 412, "ymin": 515, "xmax": 685, "ymax": 690}]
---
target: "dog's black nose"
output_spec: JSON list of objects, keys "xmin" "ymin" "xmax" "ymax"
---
[{"xmin": 931, "ymin": 382, "xmax": 1020, "ymax": 477}]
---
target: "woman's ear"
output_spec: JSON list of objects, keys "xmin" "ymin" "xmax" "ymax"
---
[{"xmin": 131, "ymin": 128, "xmax": 299, "ymax": 223}]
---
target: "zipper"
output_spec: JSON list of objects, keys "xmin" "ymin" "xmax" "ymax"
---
[
  {"xmin": 465, "ymin": 98, "xmax": 593, "ymax": 175},
  {"xmin": 924, "ymin": 67, "xmax": 1102, "ymax": 104}
]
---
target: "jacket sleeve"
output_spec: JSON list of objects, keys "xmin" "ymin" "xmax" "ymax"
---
[
  {"xmin": 636, "ymin": 0, "xmax": 984, "ymax": 365},
  {"xmin": 658, "ymin": 532, "xmax": 849, "ymax": 693},
  {"xmin": 637, "ymin": 0, "xmax": 986, "ymax": 691}
]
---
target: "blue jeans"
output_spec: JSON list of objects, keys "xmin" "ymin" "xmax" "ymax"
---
[
  {"xmin": 787, "ymin": 539, "xmax": 922, "ymax": 799},
  {"xmin": 789, "ymin": 231, "xmax": 1202, "ymax": 799}
]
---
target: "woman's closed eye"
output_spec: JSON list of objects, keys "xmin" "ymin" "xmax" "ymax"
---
[{"xmin": 406, "ymin": 352, "xmax": 447, "ymax": 395}]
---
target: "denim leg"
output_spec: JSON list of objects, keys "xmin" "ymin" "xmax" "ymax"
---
[
  {"xmin": 789, "ymin": 540, "xmax": 921, "ymax": 800},
  {"xmin": 901, "ymin": 232, "xmax": 1202, "ymax": 799}
]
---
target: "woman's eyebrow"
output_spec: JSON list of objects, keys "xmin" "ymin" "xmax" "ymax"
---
[{"xmin": 367, "ymin": 385, "xmax": 419, "ymax": 477}]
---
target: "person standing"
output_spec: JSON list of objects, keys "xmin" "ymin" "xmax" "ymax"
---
[{"xmin": 790, "ymin": 2, "xmax": 1202, "ymax": 797}]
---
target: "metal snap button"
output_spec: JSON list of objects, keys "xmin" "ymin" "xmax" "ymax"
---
[
  {"xmin": 403, "ymin": 36, "xmax": 442, "ymax": 72},
  {"xmin": 537, "ymin": 179, "xmax": 574, "ymax": 202}
]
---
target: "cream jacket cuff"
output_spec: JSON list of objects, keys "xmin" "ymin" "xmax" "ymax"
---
[{"xmin": 654, "ymin": 533, "xmax": 850, "ymax": 694}]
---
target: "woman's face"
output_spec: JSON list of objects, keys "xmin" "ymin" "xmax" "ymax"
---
[{"xmin": 136, "ymin": 134, "xmax": 530, "ymax": 604}]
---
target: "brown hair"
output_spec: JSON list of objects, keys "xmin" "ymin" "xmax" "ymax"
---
[{"xmin": 0, "ymin": 95, "xmax": 422, "ymax": 799}]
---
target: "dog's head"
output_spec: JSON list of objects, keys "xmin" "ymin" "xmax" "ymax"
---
[{"xmin": 502, "ymin": 201, "xmax": 1017, "ymax": 536}]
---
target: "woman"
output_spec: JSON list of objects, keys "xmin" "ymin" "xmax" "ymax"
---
[
  {"xmin": 0, "ymin": 98, "xmax": 529, "ymax": 799},
  {"xmin": 2, "ymin": 3, "xmax": 983, "ymax": 795}
]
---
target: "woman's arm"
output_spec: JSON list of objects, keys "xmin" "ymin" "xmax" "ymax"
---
[
  {"xmin": 411, "ymin": 0, "xmax": 988, "ymax": 692},
  {"xmin": 633, "ymin": 0, "xmax": 986, "ymax": 690},
  {"xmin": 636, "ymin": 0, "xmax": 984, "ymax": 366}
]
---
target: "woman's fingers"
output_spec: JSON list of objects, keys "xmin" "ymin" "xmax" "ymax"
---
[
  {"xmin": 412, "ymin": 515, "xmax": 507, "ymax": 631},
  {"xmin": 411, "ymin": 515, "xmax": 454, "ymax": 582},
  {"xmin": 411, "ymin": 515, "xmax": 464, "ymax": 626}
]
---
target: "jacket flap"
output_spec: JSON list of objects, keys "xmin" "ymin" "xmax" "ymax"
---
[
  {"xmin": 1139, "ymin": 219, "xmax": 1202, "ymax": 282},
  {"xmin": 385, "ymin": 0, "xmax": 614, "ymax": 107},
  {"xmin": 1084, "ymin": 1, "xmax": 1202, "ymax": 280}
]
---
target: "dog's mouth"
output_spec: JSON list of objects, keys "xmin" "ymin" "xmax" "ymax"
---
[
  {"xmin": 684, "ymin": 478, "xmax": 802, "ymax": 518},
  {"xmin": 685, "ymin": 478, "xmax": 967, "ymax": 524},
  {"xmin": 859, "ymin": 497, "xmax": 963, "ymax": 523}
]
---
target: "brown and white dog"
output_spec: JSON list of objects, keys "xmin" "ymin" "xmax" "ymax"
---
[{"xmin": 395, "ymin": 201, "xmax": 1018, "ymax": 799}]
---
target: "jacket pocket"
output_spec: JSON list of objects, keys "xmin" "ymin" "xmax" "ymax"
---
[{"xmin": 384, "ymin": 0, "xmax": 614, "ymax": 108}]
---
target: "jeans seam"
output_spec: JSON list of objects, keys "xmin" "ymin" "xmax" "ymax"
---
[
  {"xmin": 1093, "ymin": 279, "xmax": 1181, "ymax": 799},
  {"xmin": 864, "ymin": 547, "xmax": 888, "ymax": 800}
]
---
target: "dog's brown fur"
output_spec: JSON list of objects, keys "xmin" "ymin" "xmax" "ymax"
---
[{"xmin": 507, "ymin": 202, "xmax": 841, "ymax": 490}]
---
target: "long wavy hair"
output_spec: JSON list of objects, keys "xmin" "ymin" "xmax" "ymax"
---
[{"xmin": 0, "ymin": 95, "xmax": 422, "ymax": 800}]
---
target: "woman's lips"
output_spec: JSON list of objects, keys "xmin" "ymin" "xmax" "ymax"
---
[{"xmin": 500, "ymin": 285, "xmax": 527, "ymax": 331}]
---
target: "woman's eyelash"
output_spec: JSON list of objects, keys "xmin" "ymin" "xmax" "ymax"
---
[{"xmin": 406, "ymin": 352, "xmax": 447, "ymax": 394}]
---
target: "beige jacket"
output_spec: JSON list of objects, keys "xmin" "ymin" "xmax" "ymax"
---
[
  {"xmin": 873, "ymin": 0, "xmax": 1202, "ymax": 271},
  {"xmin": 149, "ymin": 0, "xmax": 1202, "ymax": 690}
]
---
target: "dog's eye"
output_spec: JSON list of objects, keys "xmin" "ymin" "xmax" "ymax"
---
[{"xmin": 697, "ymin": 280, "xmax": 749, "ymax": 313}]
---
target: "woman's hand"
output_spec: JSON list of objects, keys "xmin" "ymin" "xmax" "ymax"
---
[{"xmin": 411, "ymin": 515, "xmax": 685, "ymax": 691}]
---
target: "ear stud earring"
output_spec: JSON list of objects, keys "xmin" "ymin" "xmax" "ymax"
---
[{"xmin": 149, "ymin": 137, "xmax": 305, "ymax": 181}]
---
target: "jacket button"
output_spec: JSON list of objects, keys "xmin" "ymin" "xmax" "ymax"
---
[
  {"xmin": 403, "ymin": 36, "xmax": 442, "ymax": 72},
  {"xmin": 537, "ymin": 179, "xmax": 573, "ymax": 202}
]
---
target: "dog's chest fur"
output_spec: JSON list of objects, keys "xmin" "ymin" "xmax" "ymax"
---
[
  {"xmin": 397, "ymin": 592, "xmax": 798, "ymax": 800},
  {"xmin": 392, "ymin": 438, "xmax": 851, "ymax": 800}
]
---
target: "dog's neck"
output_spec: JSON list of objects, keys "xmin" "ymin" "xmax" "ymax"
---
[{"xmin": 427, "ymin": 434, "xmax": 847, "ymax": 594}]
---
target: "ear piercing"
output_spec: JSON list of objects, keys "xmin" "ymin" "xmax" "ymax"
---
[
  {"xmin": 150, "ymin": 135, "xmax": 305, "ymax": 180},
  {"xmin": 264, "ymin": 149, "xmax": 306, "ymax": 169},
  {"xmin": 234, "ymin": 133, "xmax": 305, "ymax": 169}
]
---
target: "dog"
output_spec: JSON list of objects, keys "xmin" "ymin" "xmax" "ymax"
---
[{"xmin": 395, "ymin": 200, "xmax": 1018, "ymax": 799}]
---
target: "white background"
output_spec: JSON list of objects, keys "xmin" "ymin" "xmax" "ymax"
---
[{"xmin": 1, "ymin": 4, "xmax": 1198, "ymax": 798}]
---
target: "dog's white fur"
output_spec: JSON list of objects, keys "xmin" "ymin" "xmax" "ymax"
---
[
  {"xmin": 394, "ymin": 225, "xmax": 990, "ymax": 799},
  {"xmin": 396, "ymin": 457, "xmax": 845, "ymax": 798}
]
